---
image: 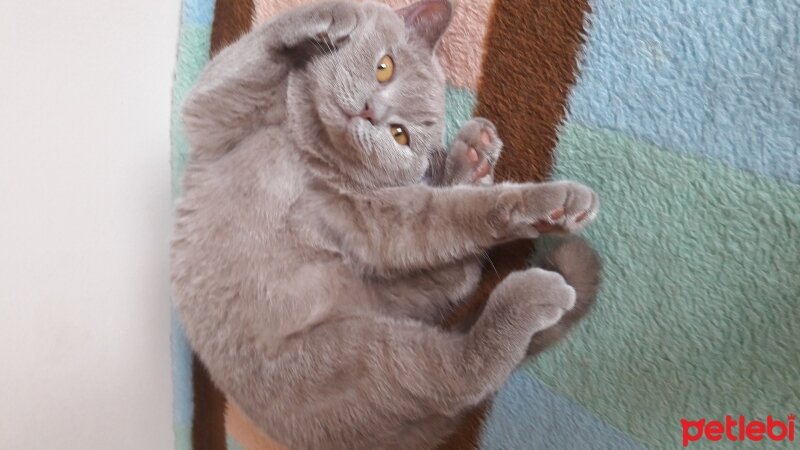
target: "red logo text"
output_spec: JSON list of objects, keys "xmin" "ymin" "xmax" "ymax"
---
[{"xmin": 681, "ymin": 414, "xmax": 796, "ymax": 447}]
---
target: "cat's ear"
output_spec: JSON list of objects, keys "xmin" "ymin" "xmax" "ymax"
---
[{"xmin": 396, "ymin": 0, "xmax": 453, "ymax": 51}]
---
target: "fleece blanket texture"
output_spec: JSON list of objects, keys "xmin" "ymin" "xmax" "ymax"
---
[{"xmin": 170, "ymin": 0, "xmax": 800, "ymax": 448}]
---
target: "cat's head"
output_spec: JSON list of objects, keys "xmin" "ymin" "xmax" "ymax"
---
[{"xmin": 288, "ymin": 0, "xmax": 453, "ymax": 189}]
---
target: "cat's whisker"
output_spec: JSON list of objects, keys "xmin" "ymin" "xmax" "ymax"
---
[
  {"xmin": 322, "ymin": 36, "xmax": 333, "ymax": 54},
  {"xmin": 311, "ymin": 39, "xmax": 325, "ymax": 56},
  {"xmin": 479, "ymin": 249, "xmax": 500, "ymax": 279}
]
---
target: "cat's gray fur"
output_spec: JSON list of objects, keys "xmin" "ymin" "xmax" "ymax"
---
[{"xmin": 172, "ymin": 1, "xmax": 601, "ymax": 448}]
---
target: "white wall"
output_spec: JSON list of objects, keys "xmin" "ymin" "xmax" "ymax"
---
[{"xmin": 0, "ymin": 0, "xmax": 180, "ymax": 449}]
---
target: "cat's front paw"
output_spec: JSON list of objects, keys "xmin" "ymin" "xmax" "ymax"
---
[
  {"xmin": 532, "ymin": 182, "xmax": 599, "ymax": 235},
  {"xmin": 491, "ymin": 181, "xmax": 599, "ymax": 239},
  {"xmin": 280, "ymin": 1, "xmax": 359, "ymax": 56},
  {"xmin": 444, "ymin": 118, "xmax": 503, "ymax": 186}
]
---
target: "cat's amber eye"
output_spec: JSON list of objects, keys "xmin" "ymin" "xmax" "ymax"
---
[
  {"xmin": 390, "ymin": 124, "xmax": 409, "ymax": 146},
  {"xmin": 376, "ymin": 55, "xmax": 395, "ymax": 83}
]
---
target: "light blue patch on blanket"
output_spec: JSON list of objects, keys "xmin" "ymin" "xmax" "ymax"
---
[
  {"xmin": 568, "ymin": 0, "xmax": 800, "ymax": 184},
  {"xmin": 480, "ymin": 371, "xmax": 646, "ymax": 450},
  {"xmin": 181, "ymin": 0, "xmax": 215, "ymax": 27}
]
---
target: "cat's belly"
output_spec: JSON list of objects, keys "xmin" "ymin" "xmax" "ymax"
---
[{"xmin": 369, "ymin": 258, "xmax": 483, "ymax": 322}]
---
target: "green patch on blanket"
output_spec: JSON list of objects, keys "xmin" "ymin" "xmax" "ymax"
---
[{"xmin": 527, "ymin": 123, "xmax": 800, "ymax": 449}]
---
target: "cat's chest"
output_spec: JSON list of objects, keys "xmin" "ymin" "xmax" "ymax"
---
[{"xmin": 229, "ymin": 130, "xmax": 306, "ymax": 211}]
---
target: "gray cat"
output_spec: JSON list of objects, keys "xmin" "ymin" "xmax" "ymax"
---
[{"xmin": 171, "ymin": 1, "xmax": 601, "ymax": 448}]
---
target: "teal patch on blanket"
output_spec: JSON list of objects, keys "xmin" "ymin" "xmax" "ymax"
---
[
  {"xmin": 174, "ymin": 425, "xmax": 191, "ymax": 450},
  {"xmin": 445, "ymin": 86, "xmax": 476, "ymax": 148},
  {"xmin": 171, "ymin": 312, "xmax": 194, "ymax": 428},
  {"xmin": 171, "ymin": 25, "xmax": 212, "ymax": 198},
  {"xmin": 527, "ymin": 123, "xmax": 800, "ymax": 448},
  {"xmin": 481, "ymin": 371, "xmax": 646, "ymax": 449},
  {"xmin": 170, "ymin": 21, "xmax": 211, "ymax": 435},
  {"xmin": 226, "ymin": 435, "xmax": 246, "ymax": 450},
  {"xmin": 171, "ymin": 1, "xmax": 214, "ymax": 446}
]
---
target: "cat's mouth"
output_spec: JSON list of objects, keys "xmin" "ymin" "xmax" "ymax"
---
[
  {"xmin": 320, "ymin": 102, "xmax": 370, "ymax": 151},
  {"xmin": 337, "ymin": 103, "xmax": 370, "ymax": 126},
  {"xmin": 337, "ymin": 104, "xmax": 374, "ymax": 142}
]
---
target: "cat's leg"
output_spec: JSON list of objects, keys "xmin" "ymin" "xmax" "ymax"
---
[
  {"xmin": 182, "ymin": 1, "xmax": 360, "ymax": 160},
  {"xmin": 526, "ymin": 236, "xmax": 602, "ymax": 356},
  {"xmin": 438, "ymin": 119, "xmax": 601, "ymax": 354},
  {"xmin": 388, "ymin": 118, "xmax": 503, "ymax": 323},
  {"xmin": 256, "ymin": 267, "xmax": 575, "ymax": 449},
  {"xmin": 314, "ymin": 179, "xmax": 598, "ymax": 277}
]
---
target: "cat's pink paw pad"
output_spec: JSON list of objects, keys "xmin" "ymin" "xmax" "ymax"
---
[
  {"xmin": 446, "ymin": 118, "xmax": 503, "ymax": 186},
  {"xmin": 481, "ymin": 130, "xmax": 492, "ymax": 145},
  {"xmin": 467, "ymin": 148, "xmax": 492, "ymax": 181},
  {"xmin": 533, "ymin": 187, "xmax": 599, "ymax": 234}
]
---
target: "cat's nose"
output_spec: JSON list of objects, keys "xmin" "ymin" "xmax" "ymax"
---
[{"xmin": 359, "ymin": 103, "xmax": 376, "ymax": 125}]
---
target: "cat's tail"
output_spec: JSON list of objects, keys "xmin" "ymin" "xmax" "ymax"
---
[{"xmin": 527, "ymin": 236, "xmax": 602, "ymax": 356}]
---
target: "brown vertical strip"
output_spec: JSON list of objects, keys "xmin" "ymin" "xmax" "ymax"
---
[
  {"xmin": 191, "ymin": 2, "xmax": 256, "ymax": 450},
  {"xmin": 437, "ymin": 0, "xmax": 591, "ymax": 449},
  {"xmin": 475, "ymin": 0, "xmax": 590, "ymax": 183},
  {"xmin": 191, "ymin": 355, "xmax": 228, "ymax": 450},
  {"xmin": 210, "ymin": 0, "xmax": 256, "ymax": 55}
]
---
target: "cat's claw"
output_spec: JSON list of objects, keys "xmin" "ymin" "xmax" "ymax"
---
[{"xmin": 445, "ymin": 118, "xmax": 503, "ymax": 186}]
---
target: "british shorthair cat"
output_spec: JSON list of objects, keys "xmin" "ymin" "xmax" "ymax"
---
[{"xmin": 172, "ymin": 1, "xmax": 600, "ymax": 448}]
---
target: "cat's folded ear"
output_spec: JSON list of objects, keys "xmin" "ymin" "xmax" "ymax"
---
[{"xmin": 396, "ymin": 0, "xmax": 453, "ymax": 51}]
